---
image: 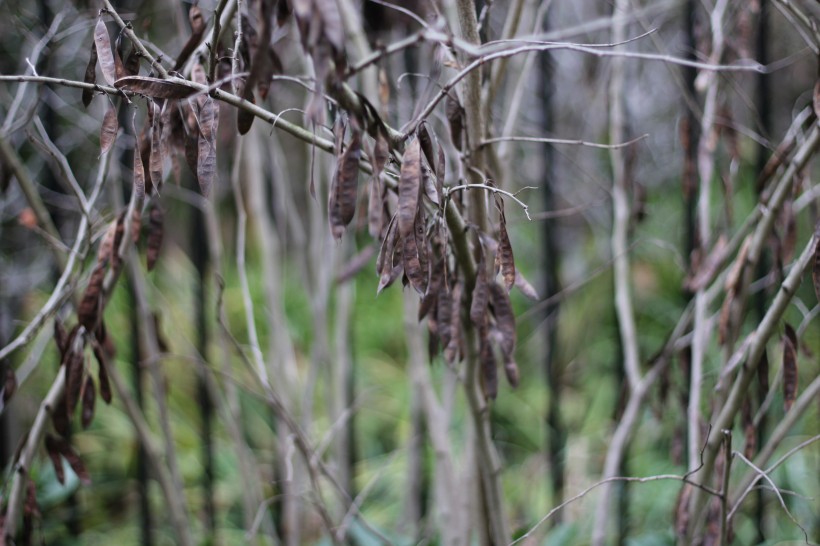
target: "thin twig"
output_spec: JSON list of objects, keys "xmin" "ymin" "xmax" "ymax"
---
[
  {"xmin": 719, "ymin": 430, "xmax": 733, "ymax": 546},
  {"xmin": 511, "ymin": 471, "xmax": 723, "ymax": 546},
  {"xmin": 208, "ymin": 0, "xmax": 232, "ymax": 82},
  {"xmin": 409, "ymin": 38, "xmax": 766, "ymax": 136},
  {"xmin": 0, "ymin": 135, "xmax": 66, "ymax": 266},
  {"xmin": 732, "ymin": 451, "xmax": 810, "ymax": 542},
  {"xmin": 686, "ymin": 223, "xmax": 820, "ymax": 540},
  {"xmin": 730, "ymin": 378, "xmax": 820, "ymax": 516},
  {"xmin": 3, "ymin": 151, "xmax": 113, "ymax": 539},
  {"xmin": 689, "ymin": 0, "xmax": 729, "ymax": 482},
  {"xmin": 125, "ymin": 254, "xmax": 193, "ymax": 546},
  {"xmin": 2, "ymin": 361, "xmax": 68, "ymax": 543},
  {"xmin": 481, "ymin": 133, "xmax": 648, "ymax": 150},
  {"xmin": 0, "ymin": 149, "xmax": 110, "ymax": 362},
  {"xmin": 31, "ymin": 117, "xmax": 90, "ymax": 215},
  {"xmin": 1, "ymin": 12, "xmax": 64, "ymax": 134},
  {"xmin": 445, "ymin": 183, "xmax": 531, "ymax": 220},
  {"xmin": 100, "ymin": 1, "xmax": 169, "ymax": 78},
  {"xmin": 230, "ymin": 152, "xmax": 271, "ymax": 389}
]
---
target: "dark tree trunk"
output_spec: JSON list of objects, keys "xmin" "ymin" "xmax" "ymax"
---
[
  {"xmin": 538, "ymin": 6, "xmax": 566, "ymax": 526},
  {"xmin": 754, "ymin": 2, "xmax": 770, "ymax": 542},
  {"xmin": 191, "ymin": 201, "xmax": 216, "ymax": 538}
]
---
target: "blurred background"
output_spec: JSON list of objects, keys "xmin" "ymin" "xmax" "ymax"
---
[{"xmin": 1, "ymin": 0, "xmax": 818, "ymax": 544}]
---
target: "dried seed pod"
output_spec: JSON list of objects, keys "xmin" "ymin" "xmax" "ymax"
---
[
  {"xmin": 172, "ymin": 6, "xmax": 205, "ymax": 71},
  {"xmin": 78, "ymin": 263, "xmax": 106, "ymax": 331},
  {"xmin": 503, "ymin": 358, "xmax": 520, "ymax": 388},
  {"xmin": 114, "ymin": 76, "xmax": 199, "ymax": 99},
  {"xmin": 146, "ymin": 202, "xmax": 164, "ymax": 271},
  {"xmin": 100, "ymin": 105, "xmax": 118, "ymax": 155},
  {"xmin": 46, "ymin": 434, "xmax": 91, "ymax": 485},
  {"xmin": 479, "ymin": 331, "xmax": 498, "ymax": 399},
  {"xmin": 196, "ymin": 97, "xmax": 219, "ymax": 197},
  {"xmin": 65, "ymin": 350, "xmax": 85, "ymax": 415},
  {"xmin": 45, "ymin": 434, "xmax": 66, "ymax": 484},
  {"xmin": 782, "ymin": 324, "xmax": 798, "ymax": 412},
  {"xmin": 445, "ymin": 93, "xmax": 464, "ymax": 150},
  {"xmin": 123, "ymin": 44, "xmax": 140, "ymax": 76},
  {"xmin": 149, "ymin": 101, "xmax": 164, "ymax": 191},
  {"xmin": 237, "ymin": 90, "xmax": 256, "ymax": 135},
  {"xmin": 81, "ymin": 375, "xmax": 96, "ymax": 429},
  {"xmin": 813, "ymin": 229, "xmax": 820, "ymax": 304},
  {"xmin": 490, "ymin": 281, "xmax": 515, "ymax": 359},
  {"xmin": 470, "ymin": 255, "xmax": 489, "ymax": 328},
  {"xmin": 94, "ymin": 18, "xmax": 116, "ymax": 85},
  {"xmin": 2, "ymin": 367, "xmax": 16, "ymax": 404},
  {"xmin": 398, "ymin": 139, "xmax": 421, "ymax": 239},
  {"xmin": 92, "ymin": 340, "xmax": 113, "ymax": 404},
  {"xmin": 514, "ymin": 270, "xmax": 539, "ymax": 301},
  {"xmin": 402, "ymin": 221, "xmax": 425, "ymax": 295},
  {"xmin": 496, "ymin": 209, "xmax": 515, "ymax": 291},
  {"xmin": 82, "ymin": 40, "xmax": 98, "ymax": 107},
  {"xmin": 329, "ymin": 130, "xmax": 362, "ymax": 239}
]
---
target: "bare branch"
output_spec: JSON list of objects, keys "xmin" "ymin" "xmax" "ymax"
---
[
  {"xmin": 445, "ymin": 183, "xmax": 532, "ymax": 220},
  {"xmin": 512, "ymin": 471, "xmax": 722, "ymax": 546},
  {"xmin": 481, "ymin": 133, "xmax": 648, "ymax": 150},
  {"xmin": 732, "ymin": 451, "xmax": 810, "ymax": 542}
]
